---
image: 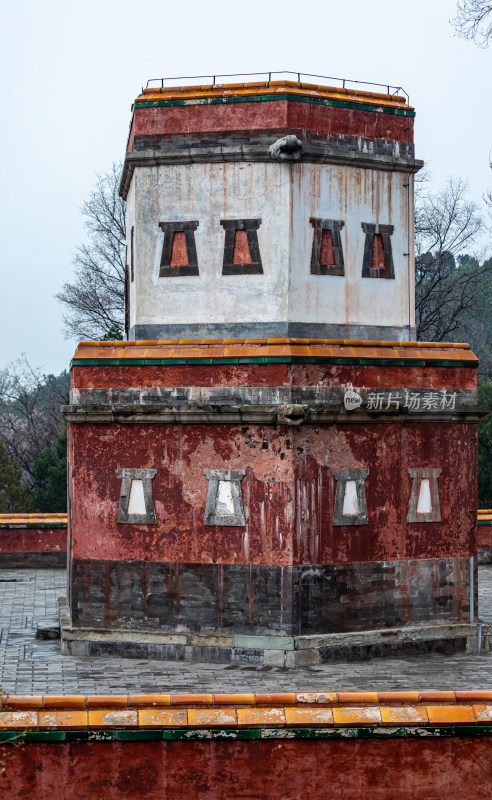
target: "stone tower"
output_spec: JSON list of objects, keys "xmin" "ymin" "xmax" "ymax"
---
[
  {"xmin": 61, "ymin": 77, "xmax": 485, "ymax": 663},
  {"xmin": 122, "ymin": 79, "xmax": 417, "ymax": 342}
]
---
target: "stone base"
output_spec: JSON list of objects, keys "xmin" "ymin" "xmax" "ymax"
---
[
  {"xmin": 0, "ymin": 551, "xmax": 66, "ymax": 569},
  {"xmin": 59, "ymin": 598, "xmax": 489, "ymax": 665},
  {"xmin": 478, "ymin": 549, "xmax": 492, "ymax": 565},
  {"xmin": 70, "ymin": 556, "xmax": 474, "ymax": 635}
]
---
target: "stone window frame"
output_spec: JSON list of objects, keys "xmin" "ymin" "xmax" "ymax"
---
[
  {"xmin": 309, "ymin": 218, "xmax": 345, "ymax": 276},
  {"xmin": 332, "ymin": 469, "xmax": 369, "ymax": 526},
  {"xmin": 407, "ymin": 467, "xmax": 442, "ymax": 523},
  {"xmin": 117, "ymin": 468, "xmax": 157, "ymax": 525},
  {"xmin": 204, "ymin": 469, "xmax": 246, "ymax": 526},
  {"xmin": 158, "ymin": 221, "xmax": 200, "ymax": 277},
  {"xmin": 361, "ymin": 222, "xmax": 395, "ymax": 279},
  {"xmin": 220, "ymin": 219, "xmax": 263, "ymax": 275}
]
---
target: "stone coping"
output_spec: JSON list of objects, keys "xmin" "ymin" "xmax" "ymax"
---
[
  {"xmin": 2, "ymin": 692, "xmax": 492, "ymax": 731},
  {"xmin": 136, "ymin": 80, "xmax": 412, "ymax": 112},
  {"xmin": 71, "ymin": 339, "xmax": 476, "ymax": 367}
]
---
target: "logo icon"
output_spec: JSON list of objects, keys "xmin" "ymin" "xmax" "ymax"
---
[{"xmin": 344, "ymin": 389, "xmax": 362, "ymax": 411}]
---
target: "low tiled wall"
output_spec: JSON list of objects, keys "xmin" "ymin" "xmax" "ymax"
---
[
  {"xmin": 477, "ymin": 510, "xmax": 492, "ymax": 564},
  {"xmin": 1, "ymin": 692, "xmax": 492, "ymax": 798},
  {"xmin": 0, "ymin": 514, "xmax": 67, "ymax": 568}
]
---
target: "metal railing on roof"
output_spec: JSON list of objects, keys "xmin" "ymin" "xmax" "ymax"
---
[{"xmin": 144, "ymin": 71, "xmax": 409, "ymax": 103}]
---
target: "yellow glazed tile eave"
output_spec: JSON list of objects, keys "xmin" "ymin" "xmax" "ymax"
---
[
  {"xmin": 134, "ymin": 80, "xmax": 413, "ymax": 111},
  {"xmin": 0, "ymin": 513, "xmax": 67, "ymax": 525},
  {"xmin": 71, "ymin": 338, "xmax": 477, "ymax": 365},
  {"xmin": 0, "ymin": 694, "xmax": 490, "ymax": 729}
]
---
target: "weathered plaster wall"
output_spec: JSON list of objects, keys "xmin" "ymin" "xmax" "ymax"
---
[
  {"xmin": 290, "ymin": 165, "xmax": 413, "ymax": 330},
  {"xmin": 0, "ymin": 527, "xmax": 66, "ymax": 555},
  {"xmin": 127, "ymin": 98, "xmax": 414, "ymax": 149},
  {"xmin": 3, "ymin": 738, "xmax": 491, "ymax": 800},
  {"xmin": 127, "ymin": 162, "xmax": 412, "ymax": 335},
  {"xmin": 70, "ymin": 421, "xmax": 475, "ymax": 567},
  {"xmin": 129, "ymin": 163, "xmax": 290, "ymax": 333},
  {"xmin": 71, "ymin": 363, "xmax": 478, "ymax": 392},
  {"xmin": 0, "ymin": 527, "xmax": 66, "ymax": 567}
]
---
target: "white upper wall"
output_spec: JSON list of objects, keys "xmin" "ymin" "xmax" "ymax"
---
[
  {"xmin": 290, "ymin": 164, "xmax": 414, "ymax": 329},
  {"xmin": 127, "ymin": 160, "xmax": 415, "ymax": 337},
  {"xmin": 130, "ymin": 163, "xmax": 291, "ymax": 331}
]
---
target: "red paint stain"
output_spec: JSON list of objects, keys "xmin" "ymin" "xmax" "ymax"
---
[
  {"xmin": 319, "ymin": 229, "xmax": 336, "ymax": 266},
  {"xmin": 169, "ymin": 232, "xmax": 188, "ymax": 267},
  {"xmin": 371, "ymin": 233, "xmax": 386, "ymax": 271},
  {"xmin": 232, "ymin": 230, "xmax": 251, "ymax": 264}
]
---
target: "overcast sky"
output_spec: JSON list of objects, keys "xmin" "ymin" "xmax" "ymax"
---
[{"xmin": 1, "ymin": 0, "xmax": 490, "ymax": 375}]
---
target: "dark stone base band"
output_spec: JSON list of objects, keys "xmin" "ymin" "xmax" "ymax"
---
[
  {"xmin": 0, "ymin": 552, "xmax": 66, "ymax": 569},
  {"xmin": 129, "ymin": 321, "xmax": 416, "ymax": 342},
  {"xmin": 70, "ymin": 555, "xmax": 471, "ymax": 636},
  {"xmin": 478, "ymin": 548, "xmax": 492, "ymax": 565}
]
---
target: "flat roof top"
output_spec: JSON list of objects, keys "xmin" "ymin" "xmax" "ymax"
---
[{"xmin": 136, "ymin": 79, "xmax": 413, "ymax": 112}]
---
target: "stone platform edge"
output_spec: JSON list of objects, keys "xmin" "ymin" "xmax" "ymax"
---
[
  {"xmin": 3, "ymin": 691, "xmax": 492, "ymax": 737},
  {"xmin": 58, "ymin": 597, "xmax": 490, "ymax": 664}
]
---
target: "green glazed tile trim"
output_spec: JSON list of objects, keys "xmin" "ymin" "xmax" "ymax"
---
[
  {"xmin": 64, "ymin": 731, "xmax": 89, "ymax": 742},
  {"xmin": 8, "ymin": 726, "xmax": 492, "ymax": 743},
  {"xmin": 438, "ymin": 725, "xmax": 492, "ymax": 737},
  {"xmin": 208, "ymin": 729, "xmax": 262, "ymax": 740},
  {"xmin": 24, "ymin": 731, "xmax": 65, "ymax": 742},
  {"xmin": 72, "ymin": 357, "xmax": 475, "ymax": 369},
  {"xmin": 478, "ymin": 520, "xmax": 492, "ymax": 525},
  {"xmin": 160, "ymin": 728, "xmax": 262, "ymax": 740},
  {"xmin": 135, "ymin": 93, "xmax": 416, "ymax": 118},
  {"xmin": 261, "ymin": 726, "xmax": 492, "ymax": 739},
  {"xmin": 0, "ymin": 523, "xmax": 67, "ymax": 529},
  {"xmin": 116, "ymin": 730, "xmax": 163, "ymax": 741},
  {"xmin": 64, "ymin": 730, "xmax": 116, "ymax": 742},
  {"xmin": 0, "ymin": 732, "xmax": 25, "ymax": 742}
]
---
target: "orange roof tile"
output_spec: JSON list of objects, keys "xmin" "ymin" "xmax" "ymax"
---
[
  {"xmin": 0, "ymin": 693, "xmax": 490, "ymax": 731},
  {"xmin": 71, "ymin": 339, "xmax": 477, "ymax": 365}
]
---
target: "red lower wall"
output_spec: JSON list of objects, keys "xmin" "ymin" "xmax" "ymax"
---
[
  {"xmin": 2, "ymin": 739, "xmax": 492, "ymax": 799},
  {"xmin": 0, "ymin": 526, "xmax": 67, "ymax": 567},
  {"xmin": 0, "ymin": 528, "xmax": 66, "ymax": 554},
  {"xmin": 70, "ymin": 421, "xmax": 476, "ymax": 566}
]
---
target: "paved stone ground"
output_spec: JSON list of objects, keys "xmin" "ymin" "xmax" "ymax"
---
[{"xmin": 1, "ymin": 567, "xmax": 492, "ymax": 693}]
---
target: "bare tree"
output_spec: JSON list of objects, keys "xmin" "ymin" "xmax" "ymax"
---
[
  {"xmin": 415, "ymin": 177, "xmax": 491, "ymax": 342},
  {"xmin": 0, "ymin": 358, "xmax": 69, "ymax": 485},
  {"xmin": 452, "ymin": 1, "xmax": 492, "ymax": 46},
  {"xmin": 56, "ymin": 162, "xmax": 126, "ymax": 340},
  {"xmin": 486, "ymin": 183, "xmax": 492, "ymax": 216}
]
